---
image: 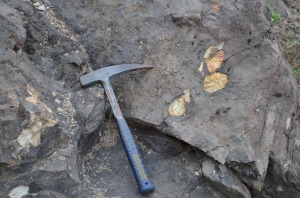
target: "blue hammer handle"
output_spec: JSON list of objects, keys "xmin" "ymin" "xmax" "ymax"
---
[
  {"xmin": 103, "ymin": 81, "xmax": 155, "ymax": 194},
  {"xmin": 116, "ymin": 117, "xmax": 155, "ymax": 193}
]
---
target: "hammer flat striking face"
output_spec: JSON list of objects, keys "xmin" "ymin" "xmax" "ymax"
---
[{"xmin": 80, "ymin": 64, "xmax": 155, "ymax": 194}]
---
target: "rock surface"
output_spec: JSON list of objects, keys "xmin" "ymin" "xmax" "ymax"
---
[
  {"xmin": 0, "ymin": 0, "xmax": 299, "ymax": 197},
  {"xmin": 80, "ymin": 121, "xmax": 226, "ymax": 198},
  {"xmin": 49, "ymin": 0, "xmax": 299, "ymax": 192},
  {"xmin": 0, "ymin": 1, "xmax": 105, "ymax": 197},
  {"xmin": 202, "ymin": 159, "xmax": 251, "ymax": 198}
]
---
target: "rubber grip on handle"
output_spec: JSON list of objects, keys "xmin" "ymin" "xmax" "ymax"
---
[{"xmin": 115, "ymin": 117, "xmax": 155, "ymax": 194}]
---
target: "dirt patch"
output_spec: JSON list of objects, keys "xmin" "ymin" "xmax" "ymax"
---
[{"xmin": 270, "ymin": 0, "xmax": 300, "ymax": 83}]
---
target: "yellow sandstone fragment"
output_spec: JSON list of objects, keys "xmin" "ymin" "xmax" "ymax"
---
[
  {"xmin": 168, "ymin": 97, "xmax": 186, "ymax": 116},
  {"xmin": 204, "ymin": 46, "xmax": 215, "ymax": 59},
  {"xmin": 204, "ymin": 72, "xmax": 228, "ymax": 93},
  {"xmin": 206, "ymin": 50, "xmax": 224, "ymax": 73},
  {"xmin": 182, "ymin": 89, "xmax": 190, "ymax": 103},
  {"xmin": 168, "ymin": 89, "xmax": 190, "ymax": 116},
  {"xmin": 203, "ymin": 42, "xmax": 224, "ymax": 59},
  {"xmin": 17, "ymin": 85, "xmax": 58, "ymax": 148}
]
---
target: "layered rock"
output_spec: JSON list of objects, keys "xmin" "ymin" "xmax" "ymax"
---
[{"xmin": 0, "ymin": 1, "xmax": 104, "ymax": 197}]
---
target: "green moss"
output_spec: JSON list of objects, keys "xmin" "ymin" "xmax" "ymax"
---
[{"xmin": 267, "ymin": 5, "xmax": 281, "ymax": 25}]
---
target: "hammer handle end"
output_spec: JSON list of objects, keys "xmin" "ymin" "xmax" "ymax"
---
[{"xmin": 116, "ymin": 117, "xmax": 155, "ymax": 194}]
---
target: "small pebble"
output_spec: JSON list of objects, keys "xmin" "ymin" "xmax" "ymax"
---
[
  {"xmin": 33, "ymin": 2, "xmax": 40, "ymax": 7},
  {"xmin": 36, "ymin": 5, "xmax": 46, "ymax": 11},
  {"xmin": 199, "ymin": 62, "xmax": 204, "ymax": 72},
  {"xmin": 67, "ymin": 54, "xmax": 83, "ymax": 66}
]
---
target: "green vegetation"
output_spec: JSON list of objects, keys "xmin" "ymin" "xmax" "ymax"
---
[
  {"xmin": 267, "ymin": 5, "xmax": 281, "ymax": 25},
  {"xmin": 285, "ymin": 36, "xmax": 300, "ymax": 43},
  {"xmin": 292, "ymin": 66, "xmax": 300, "ymax": 83}
]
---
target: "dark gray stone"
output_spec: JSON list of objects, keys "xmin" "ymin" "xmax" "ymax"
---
[
  {"xmin": 266, "ymin": 0, "xmax": 291, "ymax": 18},
  {"xmin": 48, "ymin": 0, "xmax": 299, "ymax": 192},
  {"xmin": 65, "ymin": 51, "xmax": 83, "ymax": 66},
  {"xmin": 134, "ymin": 125, "xmax": 188, "ymax": 157},
  {"xmin": 80, "ymin": 121, "xmax": 225, "ymax": 198},
  {"xmin": 0, "ymin": 0, "xmax": 300, "ymax": 197},
  {"xmin": 202, "ymin": 159, "xmax": 251, "ymax": 198},
  {"xmin": 0, "ymin": 1, "xmax": 105, "ymax": 197}
]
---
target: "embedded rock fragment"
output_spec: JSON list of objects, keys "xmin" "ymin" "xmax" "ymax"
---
[
  {"xmin": 0, "ymin": 1, "xmax": 105, "ymax": 197},
  {"xmin": 8, "ymin": 185, "xmax": 29, "ymax": 198},
  {"xmin": 52, "ymin": 0, "xmax": 299, "ymax": 193},
  {"xmin": 168, "ymin": 89, "xmax": 190, "ymax": 116},
  {"xmin": 203, "ymin": 72, "xmax": 228, "ymax": 93},
  {"xmin": 1, "ymin": 0, "xmax": 300, "ymax": 197},
  {"xmin": 206, "ymin": 50, "xmax": 225, "ymax": 73}
]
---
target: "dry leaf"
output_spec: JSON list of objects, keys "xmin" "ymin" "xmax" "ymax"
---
[
  {"xmin": 198, "ymin": 62, "xmax": 204, "ymax": 72},
  {"xmin": 206, "ymin": 50, "xmax": 224, "ymax": 73},
  {"xmin": 204, "ymin": 72, "xmax": 228, "ymax": 93}
]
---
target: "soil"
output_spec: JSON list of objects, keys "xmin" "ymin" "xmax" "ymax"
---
[{"xmin": 273, "ymin": 0, "xmax": 300, "ymax": 83}]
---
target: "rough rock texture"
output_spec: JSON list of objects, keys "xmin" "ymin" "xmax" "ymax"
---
[
  {"xmin": 80, "ymin": 121, "xmax": 226, "ymax": 198},
  {"xmin": 202, "ymin": 159, "xmax": 251, "ymax": 198},
  {"xmin": 49, "ymin": 0, "xmax": 299, "ymax": 192},
  {"xmin": 266, "ymin": 0, "xmax": 290, "ymax": 19},
  {"xmin": 0, "ymin": 0, "xmax": 300, "ymax": 197},
  {"xmin": 0, "ymin": 1, "xmax": 105, "ymax": 197},
  {"xmin": 271, "ymin": 0, "xmax": 300, "ymax": 83}
]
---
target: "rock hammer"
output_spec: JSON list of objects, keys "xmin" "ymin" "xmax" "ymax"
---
[{"xmin": 80, "ymin": 64, "xmax": 155, "ymax": 194}]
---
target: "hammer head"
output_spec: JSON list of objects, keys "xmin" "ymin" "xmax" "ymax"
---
[{"xmin": 80, "ymin": 64, "xmax": 153, "ymax": 87}]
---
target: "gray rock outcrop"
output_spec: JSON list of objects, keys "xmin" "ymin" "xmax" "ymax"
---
[
  {"xmin": 0, "ymin": 1, "xmax": 105, "ymax": 196},
  {"xmin": 0, "ymin": 0, "xmax": 299, "ymax": 197}
]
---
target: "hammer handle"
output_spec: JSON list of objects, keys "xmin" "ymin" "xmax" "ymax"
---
[
  {"xmin": 115, "ymin": 117, "xmax": 155, "ymax": 194},
  {"xmin": 103, "ymin": 80, "xmax": 154, "ymax": 193}
]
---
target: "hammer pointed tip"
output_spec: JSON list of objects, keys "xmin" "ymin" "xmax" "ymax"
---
[{"xmin": 79, "ymin": 64, "xmax": 155, "ymax": 88}]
